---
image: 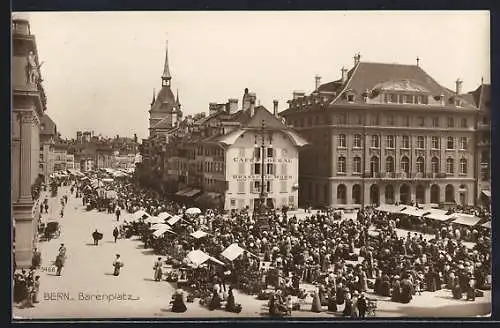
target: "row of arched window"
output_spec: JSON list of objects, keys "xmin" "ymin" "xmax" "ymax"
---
[
  {"xmin": 337, "ymin": 156, "xmax": 468, "ymax": 175},
  {"xmin": 331, "ymin": 183, "xmax": 464, "ymax": 204},
  {"xmin": 337, "ymin": 134, "xmax": 468, "ymax": 150}
]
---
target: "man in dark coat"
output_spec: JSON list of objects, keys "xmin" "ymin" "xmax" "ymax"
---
[
  {"xmin": 115, "ymin": 207, "xmax": 121, "ymax": 222},
  {"xmin": 113, "ymin": 227, "xmax": 119, "ymax": 243},
  {"xmin": 391, "ymin": 277, "xmax": 401, "ymax": 302},
  {"xmin": 400, "ymin": 278, "xmax": 414, "ymax": 304},
  {"xmin": 357, "ymin": 292, "xmax": 367, "ymax": 318}
]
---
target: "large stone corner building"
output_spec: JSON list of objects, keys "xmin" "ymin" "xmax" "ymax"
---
[
  {"xmin": 12, "ymin": 17, "xmax": 47, "ymax": 268},
  {"xmin": 281, "ymin": 54, "xmax": 489, "ymax": 209}
]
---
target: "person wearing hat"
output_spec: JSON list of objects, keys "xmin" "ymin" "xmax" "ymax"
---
[
  {"xmin": 153, "ymin": 257, "xmax": 163, "ymax": 282},
  {"xmin": 357, "ymin": 292, "xmax": 367, "ymax": 318},
  {"xmin": 112, "ymin": 254, "xmax": 124, "ymax": 276},
  {"xmin": 311, "ymin": 288, "xmax": 322, "ymax": 313}
]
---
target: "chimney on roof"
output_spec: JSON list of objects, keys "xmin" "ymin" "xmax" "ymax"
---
[
  {"xmin": 416, "ymin": 57, "xmax": 420, "ymax": 67},
  {"xmin": 315, "ymin": 75, "xmax": 321, "ymax": 91},
  {"xmin": 354, "ymin": 53, "xmax": 361, "ymax": 65},
  {"xmin": 293, "ymin": 91, "xmax": 305, "ymax": 100},
  {"xmin": 249, "ymin": 99, "xmax": 255, "ymax": 117},
  {"xmin": 439, "ymin": 94, "xmax": 445, "ymax": 106},
  {"xmin": 228, "ymin": 98, "xmax": 238, "ymax": 114},
  {"xmin": 273, "ymin": 100, "xmax": 279, "ymax": 117},
  {"xmin": 455, "ymin": 78, "xmax": 463, "ymax": 94},
  {"xmin": 341, "ymin": 67, "xmax": 348, "ymax": 83}
]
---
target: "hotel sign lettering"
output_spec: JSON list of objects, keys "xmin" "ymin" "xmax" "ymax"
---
[
  {"xmin": 232, "ymin": 175, "xmax": 293, "ymax": 181},
  {"xmin": 232, "ymin": 157, "xmax": 292, "ymax": 164}
]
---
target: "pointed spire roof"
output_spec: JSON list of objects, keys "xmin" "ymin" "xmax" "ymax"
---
[
  {"xmin": 176, "ymin": 89, "xmax": 180, "ymax": 104},
  {"xmin": 161, "ymin": 40, "xmax": 172, "ymax": 82}
]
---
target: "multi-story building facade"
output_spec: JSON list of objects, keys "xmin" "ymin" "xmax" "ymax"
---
[
  {"xmin": 281, "ymin": 55, "xmax": 485, "ymax": 209},
  {"xmin": 12, "ymin": 17, "xmax": 47, "ymax": 267},
  {"xmin": 469, "ymin": 83, "xmax": 491, "ymax": 207},
  {"xmin": 39, "ymin": 114, "xmax": 57, "ymax": 181},
  {"xmin": 53, "ymin": 143, "xmax": 69, "ymax": 171},
  {"xmin": 142, "ymin": 88, "xmax": 308, "ymax": 211}
]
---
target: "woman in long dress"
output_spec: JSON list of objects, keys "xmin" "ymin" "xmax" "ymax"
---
[
  {"xmin": 311, "ymin": 289, "xmax": 322, "ymax": 313},
  {"xmin": 209, "ymin": 291, "xmax": 222, "ymax": 310},
  {"xmin": 342, "ymin": 293, "xmax": 353, "ymax": 317},
  {"xmin": 327, "ymin": 288, "xmax": 337, "ymax": 312},
  {"xmin": 171, "ymin": 289, "xmax": 187, "ymax": 313},
  {"xmin": 225, "ymin": 287, "xmax": 236, "ymax": 312}
]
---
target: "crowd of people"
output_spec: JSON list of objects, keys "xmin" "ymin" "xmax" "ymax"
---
[
  {"xmin": 16, "ymin": 170, "xmax": 491, "ymax": 317},
  {"xmin": 72, "ymin": 174, "xmax": 492, "ymax": 317}
]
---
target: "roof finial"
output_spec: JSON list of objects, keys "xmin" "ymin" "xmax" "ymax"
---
[
  {"xmin": 151, "ymin": 88, "xmax": 156, "ymax": 106},
  {"xmin": 176, "ymin": 89, "xmax": 180, "ymax": 104},
  {"xmin": 481, "ymin": 76, "xmax": 484, "ymax": 85},
  {"xmin": 416, "ymin": 57, "xmax": 420, "ymax": 67},
  {"xmin": 161, "ymin": 40, "xmax": 172, "ymax": 86}
]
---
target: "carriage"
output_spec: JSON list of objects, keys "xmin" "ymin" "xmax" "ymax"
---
[{"xmin": 44, "ymin": 221, "xmax": 61, "ymax": 240}]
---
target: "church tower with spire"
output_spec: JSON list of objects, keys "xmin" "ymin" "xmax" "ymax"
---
[{"xmin": 148, "ymin": 41, "xmax": 182, "ymax": 137}]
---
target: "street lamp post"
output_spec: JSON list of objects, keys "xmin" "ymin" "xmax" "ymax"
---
[{"xmin": 256, "ymin": 119, "xmax": 268, "ymax": 221}]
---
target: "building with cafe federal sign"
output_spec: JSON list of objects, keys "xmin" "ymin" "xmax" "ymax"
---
[{"xmin": 141, "ymin": 85, "xmax": 308, "ymax": 211}]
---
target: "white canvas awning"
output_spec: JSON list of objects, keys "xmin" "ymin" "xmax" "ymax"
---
[
  {"xmin": 400, "ymin": 206, "xmax": 430, "ymax": 218},
  {"xmin": 131, "ymin": 210, "xmax": 150, "ymax": 221},
  {"xmin": 221, "ymin": 243, "xmax": 245, "ymax": 261},
  {"xmin": 424, "ymin": 209, "xmax": 455, "ymax": 222},
  {"xmin": 185, "ymin": 249, "xmax": 210, "ymax": 267},
  {"xmin": 144, "ymin": 216, "xmax": 162, "ymax": 224},
  {"xmin": 481, "ymin": 190, "xmax": 491, "ymax": 198},
  {"xmin": 153, "ymin": 226, "xmax": 174, "ymax": 238},
  {"xmin": 186, "ymin": 207, "xmax": 202, "ymax": 215},
  {"xmin": 167, "ymin": 215, "xmax": 181, "ymax": 225},
  {"xmin": 190, "ymin": 230, "xmax": 208, "ymax": 239},
  {"xmin": 375, "ymin": 204, "xmax": 406, "ymax": 214},
  {"xmin": 481, "ymin": 221, "xmax": 491, "ymax": 229},
  {"xmin": 157, "ymin": 212, "xmax": 172, "ymax": 221},
  {"xmin": 175, "ymin": 188, "xmax": 191, "ymax": 196},
  {"xmin": 150, "ymin": 223, "xmax": 170, "ymax": 230},
  {"xmin": 452, "ymin": 215, "xmax": 482, "ymax": 227},
  {"xmin": 184, "ymin": 189, "xmax": 201, "ymax": 197}
]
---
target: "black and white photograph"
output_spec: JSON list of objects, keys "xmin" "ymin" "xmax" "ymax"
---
[{"xmin": 11, "ymin": 10, "xmax": 492, "ymax": 319}]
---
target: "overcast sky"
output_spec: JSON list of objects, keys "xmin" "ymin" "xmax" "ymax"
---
[{"xmin": 13, "ymin": 11, "xmax": 490, "ymax": 140}]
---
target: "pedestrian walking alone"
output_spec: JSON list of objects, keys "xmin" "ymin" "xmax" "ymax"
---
[
  {"xmin": 113, "ymin": 254, "xmax": 124, "ymax": 276},
  {"xmin": 115, "ymin": 207, "xmax": 121, "ymax": 222},
  {"xmin": 153, "ymin": 257, "xmax": 163, "ymax": 281},
  {"xmin": 113, "ymin": 227, "xmax": 119, "ymax": 243}
]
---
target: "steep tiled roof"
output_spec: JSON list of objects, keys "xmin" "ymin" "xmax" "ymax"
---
[
  {"xmin": 332, "ymin": 62, "xmax": 475, "ymax": 108},
  {"xmin": 152, "ymin": 116, "xmax": 175, "ymax": 129},
  {"xmin": 150, "ymin": 86, "xmax": 177, "ymax": 113},
  {"xmin": 468, "ymin": 84, "xmax": 491, "ymax": 110},
  {"xmin": 317, "ymin": 80, "xmax": 343, "ymax": 94},
  {"xmin": 244, "ymin": 106, "xmax": 287, "ymax": 130}
]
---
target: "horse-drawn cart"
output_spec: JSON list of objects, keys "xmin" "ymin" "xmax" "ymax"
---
[{"xmin": 44, "ymin": 221, "xmax": 61, "ymax": 241}]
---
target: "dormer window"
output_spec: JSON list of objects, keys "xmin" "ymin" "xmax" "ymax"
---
[
  {"xmin": 455, "ymin": 99, "xmax": 462, "ymax": 107},
  {"xmin": 347, "ymin": 94, "xmax": 354, "ymax": 102},
  {"xmin": 404, "ymin": 94, "xmax": 414, "ymax": 104}
]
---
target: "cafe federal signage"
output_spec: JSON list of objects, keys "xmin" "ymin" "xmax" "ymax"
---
[
  {"xmin": 232, "ymin": 175, "xmax": 293, "ymax": 181},
  {"xmin": 233, "ymin": 157, "xmax": 292, "ymax": 164}
]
